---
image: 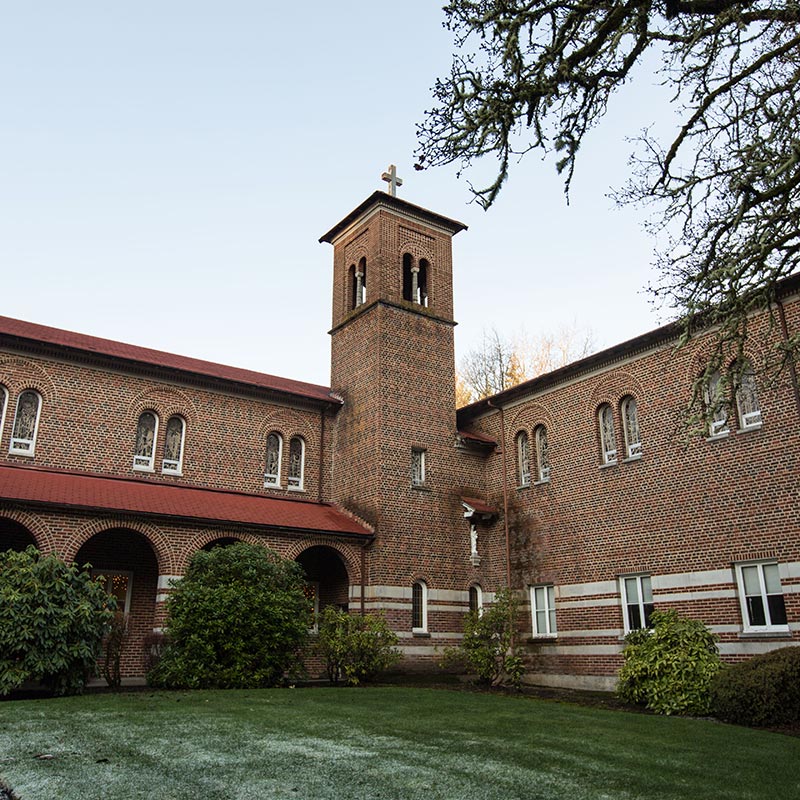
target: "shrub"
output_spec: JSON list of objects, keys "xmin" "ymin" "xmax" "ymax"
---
[
  {"xmin": 710, "ymin": 646, "xmax": 800, "ymax": 727},
  {"xmin": 316, "ymin": 606, "xmax": 400, "ymax": 685},
  {"xmin": 148, "ymin": 543, "xmax": 311, "ymax": 689},
  {"xmin": 617, "ymin": 609, "xmax": 721, "ymax": 715},
  {"xmin": 0, "ymin": 546, "xmax": 114, "ymax": 696},
  {"xmin": 103, "ymin": 611, "xmax": 129, "ymax": 689},
  {"xmin": 441, "ymin": 588, "xmax": 524, "ymax": 687}
]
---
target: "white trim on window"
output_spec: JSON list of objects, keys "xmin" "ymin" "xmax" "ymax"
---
[
  {"xmin": 93, "ymin": 570, "xmax": 134, "ymax": 615},
  {"xmin": 162, "ymin": 415, "xmax": 186, "ymax": 475},
  {"xmin": 534, "ymin": 424, "xmax": 550, "ymax": 482},
  {"xmin": 412, "ymin": 580, "xmax": 428, "ymax": 632},
  {"xmin": 287, "ymin": 436, "xmax": 305, "ymax": 491},
  {"xmin": 598, "ymin": 404, "xmax": 617, "ymax": 465},
  {"xmin": 705, "ymin": 371, "xmax": 730, "ymax": 437},
  {"xmin": 9, "ymin": 389, "xmax": 42, "ymax": 457},
  {"xmin": 530, "ymin": 584, "xmax": 557, "ymax": 637},
  {"xmin": 735, "ymin": 561, "xmax": 788, "ymax": 633},
  {"xmin": 411, "ymin": 448, "xmax": 426, "ymax": 487},
  {"xmin": 516, "ymin": 430, "xmax": 530, "ymax": 487},
  {"xmin": 133, "ymin": 411, "xmax": 158, "ymax": 472},
  {"xmin": 621, "ymin": 396, "xmax": 642, "ymax": 459},
  {"xmin": 620, "ymin": 574, "xmax": 654, "ymax": 634},
  {"xmin": 735, "ymin": 366, "xmax": 762, "ymax": 430},
  {"xmin": 264, "ymin": 432, "xmax": 283, "ymax": 487}
]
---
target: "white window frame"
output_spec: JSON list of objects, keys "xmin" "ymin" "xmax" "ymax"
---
[
  {"xmin": 735, "ymin": 367, "xmax": 762, "ymax": 430},
  {"xmin": 621, "ymin": 396, "xmax": 642, "ymax": 459},
  {"xmin": 620, "ymin": 574, "xmax": 654, "ymax": 634},
  {"xmin": 161, "ymin": 415, "xmax": 186, "ymax": 475},
  {"xmin": 705, "ymin": 371, "xmax": 730, "ymax": 437},
  {"xmin": 534, "ymin": 424, "xmax": 550, "ymax": 482},
  {"xmin": 468, "ymin": 584, "xmax": 483, "ymax": 616},
  {"xmin": 735, "ymin": 561, "xmax": 789, "ymax": 633},
  {"xmin": 133, "ymin": 411, "xmax": 159, "ymax": 472},
  {"xmin": 598, "ymin": 404, "xmax": 617, "ymax": 465},
  {"xmin": 287, "ymin": 436, "xmax": 305, "ymax": 491},
  {"xmin": 412, "ymin": 580, "xmax": 428, "ymax": 632},
  {"xmin": 0, "ymin": 386, "xmax": 8, "ymax": 444},
  {"xmin": 264, "ymin": 432, "xmax": 283, "ymax": 487},
  {"xmin": 516, "ymin": 431, "xmax": 530, "ymax": 487},
  {"xmin": 530, "ymin": 584, "xmax": 557, "ymax": 637},
  {"xmin": 411, "ymin": 448, "xmax": 426, "ymax": 487},
  {"xmin": 9, "ymin": 389, "xmax": 42, "ymax": 457},
  {"xmin": 92, "ymin": 569, "xmax": 134, "ymax": 614}
]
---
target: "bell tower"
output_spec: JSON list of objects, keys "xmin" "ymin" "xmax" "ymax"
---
[{"xmin": 320, "ymin": 183, "xmax": 467, "ymax": 594}]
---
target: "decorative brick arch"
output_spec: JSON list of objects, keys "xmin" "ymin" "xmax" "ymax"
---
[
  {"xmin": 0, "ymin": 357, "xmax": 57, "ymax": 405},
  {"xmin": 179, "ymin": 529, "xmax": 266, "ymax": 571},
  {"xmin": 590, "ymin": 370, "xmax": 645, "ymax": 408},
  {"xmin": 0, "ymin": 508, "xmax": 56, "ymax": 554},
  {"xmin": 62, "ymin": 515, "xmax": 175, "ymax": 573},
  {"xmin": 285, "ymin": 537, "xmax": 362, "ymax": 585},
  {"xmin": 507, "ymin": 402, "xmax": 554, "ymax": 436}
]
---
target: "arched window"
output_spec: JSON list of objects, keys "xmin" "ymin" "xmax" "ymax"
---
[
  {"xmin": 0, "ymin": 386, "xmax": 7, "ymax": 442},
  {"xmin": 468, "ymin": 584, "xmax": 483, "ymax": 615},
  {"xmin": 264, "ymin": 432, "xmax": 283, "ymax": 486},
  {"xmin": 621, "ymin": 396, "xmax": 641, "ymax": 458},
  {"xmin": 534, "ymin": 425, "xmax": 550, "ymax": 482},
  {"xmin": 287, "ymin": 436, "xmax": 305, "ymax": 490},
  {"xmin": 133, "ymin": 411, "xmax": 158, "ymax": 471},
  {"xmin": 402, "ymin": 253, "xmax": 429, "ymax": 306},
  {"xmin": 598, "ymin": 404, "xmax": 617, "ymax": 465},
  {"xmin": 705, "ymin": 371, "xmax": 729, "ymax": 436},
  {"xmin": 412, "ymin": 580, "xmax": 428, "ymax": 632},
  {"xmin": 350, "ymin": 257, "xmax": 367, "ymax": 310},
  {"xmin": 9, "ymin": 389, "xmax": 42, "ymax": 456},
  {"xmin": 736, "ymin": 363, "xmax": 762, "ymax": 429},
  {"xmin": 516, "ymin": 430, "xmax": 530, "ymax": 487},
  {"xmin": 162, "ymin": 415, "xmax": 186, "ymax": 475}
]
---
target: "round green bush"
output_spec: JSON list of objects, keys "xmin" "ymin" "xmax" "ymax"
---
[
  {"xmin": 710, "ymin": 646, "xmax": 800, "ymax": 727},
  {"xmin": 617, "ymin": 609, "xmax": 721, "ymax": 715},
  {"xmin": 148, "ymin": 543, "xmax": 311, "ymax": 689},
  {"xmin": 0, "ymin": 546, "xmax": 114, "ymax": 696}
]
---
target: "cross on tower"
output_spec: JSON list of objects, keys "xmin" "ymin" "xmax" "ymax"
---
[{"xmin": 381, "ymin": 164, "xmax": 403, "ymax": 197}]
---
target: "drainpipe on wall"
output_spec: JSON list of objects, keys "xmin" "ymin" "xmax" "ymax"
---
[{"xmin": 776, "ymin": 299, "xmax": 800, "ymax": 425}]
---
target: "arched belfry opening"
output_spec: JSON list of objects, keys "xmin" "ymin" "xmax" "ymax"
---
[
  {"xmin": 402, "ymin": 253, "xmax": 429, "ymax": 307},
  {"xmin": 0, "ymin": 518, "xmax": 38, "ymax": 552},
  {"xmin": 75, "ymin": 528, "xmax": 159, "ymax": 678},
  {"xmin": 349, "ymin": 256, "xmax": 367, "ymax": 311},
  {"xmin": 296, "ymin": 545, "xmax": 350, "ymax": 614}
]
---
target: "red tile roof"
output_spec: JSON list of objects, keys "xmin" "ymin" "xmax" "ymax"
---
[
  {"xmin": 0, "ymin": 465, "xmax": 372, "ymax": 538},
  {"xmin": 461, "ymin": 496, "xmax": 496, "ymax": 516},
  {"xmin": 457, "ymin": 429, "xmax": 498, "ymax": 446},
  {"xmin": 0, "ymin": 316, "xmax": 339, "ymax": 405}
]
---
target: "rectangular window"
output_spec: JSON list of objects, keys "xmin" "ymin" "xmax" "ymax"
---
[
  {"xmin": 530, "ymin": 584, "xmax": 556, "ymax": 637},
  {"xmin": 92, "ymin": 570, "xmax": 133, "ymax": 615},
  {"xmin": 411, "ymin": 448, "xmax": 426, "ymax": 487},
  {"xmin": 620, "ymin": 575, "xmax": 654, "ymax": 634},
  {"xmin": 736, "ymin": 562, "xmax": 788, "ymax": 632}
]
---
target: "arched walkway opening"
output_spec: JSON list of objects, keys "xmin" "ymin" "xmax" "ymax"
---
[
  {"xmin": 296, "ymin": 545, "xmax": 350, "ymax": 614},
  {"xmin": 0, "ymin": 518, "xmax": 38, "ymax": 552},
  {"xmin": 75, "ymin": 528, "xmax": 159, "ymax": 678},
  {"xmin": 201, "ymin": 536, "xmax": 242, "ymax": 551}
]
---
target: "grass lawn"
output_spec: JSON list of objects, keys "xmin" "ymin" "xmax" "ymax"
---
[{"xmin": 0, "ymin": 687, "xmax": 798, "ymax": 800}]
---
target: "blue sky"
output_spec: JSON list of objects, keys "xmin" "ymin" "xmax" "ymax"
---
[{"xmin": 1, "ymin": 2, "xmax": 673, "ymax": 386}]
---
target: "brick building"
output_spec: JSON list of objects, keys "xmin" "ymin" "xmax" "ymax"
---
[{"xmin": 1, "ymin": 190, "xmax": 798, "ymax": 688}]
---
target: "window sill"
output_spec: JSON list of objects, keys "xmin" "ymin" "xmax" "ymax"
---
[
  {"xmin": 411, "ymin": 483, "xmax": 431, "ymax": 492},
  {"xmin": 162, "ymin": 470, "xmax": 183, "ymax": 477},
  {"xmin": 599, "ymin": 461, "xmax": 618, "ymax": 470},
  {"xmin": 517, "ymin": 482, "xmax": 530, "ymax": 491},
  {"xmin": 533, "ymin": 477, "xmax": 550, "ymax": 486},
  {"xmin": 412, "ymin": 630, "xmax": 430, "ymax": 638},
  {"xmin": 737, "ymin": 423, "xmax": 762, "ymax": 434},
  {"xmin": 132, "ymin": 465, "xmax": 154, "ymax": 473},
  {"xmin": 622, "ymin": 454, "xmax": 642, "ymax": 464},
  {"xmin": 527, "ymin": 635, "xmax": 557, "ymax": 643},
  {"xmin": 738, "ymin": 628, "xmax": 791, "ymax": 639},
  {"xmin": 263, "ymin": 484, "xmax": 283, "ymax": 490},
  {"xmin": 9, "ymin": 450, "xmax": 35, "ymax": 458},
  {"xmin": 705, "ymin": 431, "xmax": 730, "ymax": 442},
  {"xmin": 286, "ymin": 486, "xmax": 305, "ymax": 493}
]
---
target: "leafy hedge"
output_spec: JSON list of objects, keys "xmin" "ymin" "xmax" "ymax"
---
[
  {"xmin": 316, "ymin": 606, "xmax": 400, "ymax": 685},
  {"xmin": 710, "ymin": 646, "xmax": 800, "ymax": 727},
  {"xmin": 617, "ymin": 610, "xmax": 720, "ymax": 715},
  {"xmin": 0, "ymin": 546, "xmax": 114, "ymax": 695},
  {"xmin": 148, "ymin": 543, "xmax": 311, "ymax": 689}
]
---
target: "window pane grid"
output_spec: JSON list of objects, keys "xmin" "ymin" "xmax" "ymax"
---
[{"xmin": 531, "ymin": 584, "xmax": 556, "ymax": 636}]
